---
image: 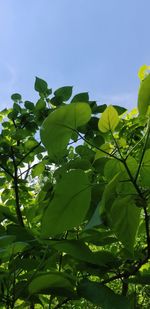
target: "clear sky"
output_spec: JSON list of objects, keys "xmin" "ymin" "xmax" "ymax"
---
[{"xmin": 0, "ymin": 0, "xmax": 150, "ymax": 110}]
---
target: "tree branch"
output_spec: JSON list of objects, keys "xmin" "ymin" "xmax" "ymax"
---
[
  {"xmin": 77, "ymin": 131, "xmax": 123, "ymax": 162},
  {"xmin": 17, "ymin": 142, "xmax": 41, "ymax": 166},
  {"xmin": 11, "ymin": 147, "xmax": 24, "ymax": 227}
]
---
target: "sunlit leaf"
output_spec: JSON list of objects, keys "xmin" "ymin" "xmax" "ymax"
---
[
  {"xmin": 138, "ymin": 64, "xmax": 150, "ymax": 81},
  {"xmin": 40, "ymin": 102, "xmax": 91, "ymax": 161},
  {"xmin": 138, "ymin": 73, "xmax": 150, "ymax": 115},
  {"xmin": 98, "ymin": 105, "xmax": 119, "ymax": 133}
]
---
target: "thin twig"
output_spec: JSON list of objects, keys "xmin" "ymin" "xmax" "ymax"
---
[
  {"xmin": 77, "ymin": 131, "xmax": 123, "ymax": 162},
  {"xmin": 134, "ymin": 123, "xmax": 150, "ymax": 182}
]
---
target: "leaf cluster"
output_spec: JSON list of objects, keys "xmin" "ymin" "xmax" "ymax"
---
[{"xmin": 0, "ymin": 73, "xmax": 150, "ymax": 308}]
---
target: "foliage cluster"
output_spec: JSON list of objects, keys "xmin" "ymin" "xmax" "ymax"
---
[{"xmin": 0, "ymin": 66, "xmax": 150, "ymax": 308}]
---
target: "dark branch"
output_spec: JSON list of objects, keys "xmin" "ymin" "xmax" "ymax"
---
[{"xmin": 11, "ymin": 147, "xmax": 24, "ymax": 227}]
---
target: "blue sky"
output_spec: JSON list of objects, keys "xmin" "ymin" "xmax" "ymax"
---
[{"xmin": 0, "ymin": 0, "xmax": 150, "ymax": 110}]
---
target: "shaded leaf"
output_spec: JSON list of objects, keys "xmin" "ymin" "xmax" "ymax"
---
[
  {"xmin": 98, "ymin": 105, "xmax": 119, "ymax": 133},
  {"xmin": 77, "ymin": 279, "xmax": 131, "ymax": 309},
  {"xmin": 29, "ymin": 272, "xmax": 75, "ymax": 297},
  {"xmin": 40, "ymin": 102, "xmax": 91, "ymax": 161}
]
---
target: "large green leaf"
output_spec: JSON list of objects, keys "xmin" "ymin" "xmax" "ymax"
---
[
  {"xmin": 40, "ymin": 102, "xmax": 91, "ymax": 161},
  {"xmin": 78, "ymin": 279, "xmax": 131, "ymax": 309},
  {"xmin": 41, "ymin": 170, "xmax": 91, "ymax": 237},
  {"xmin": 109, "ymin": 196, "xmax": 141, "ymax": 252},
  {"xmin": 138, "ymin": 73, "xmax": 150, "ymax": 115},
  {"xmin": 98, "ymin": 105, "xmax": 119, "ymax": 133},
  {"xmin": 29, "ymin": 272, "xmax": 75, "ymax": 297}
]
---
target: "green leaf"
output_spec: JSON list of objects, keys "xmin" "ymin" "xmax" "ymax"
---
[
  {"xmin": 98, "ymin": 105, "xmax": 119, "ymax": 133},
  {"xmin": 71, "ymin": 92, "xmax": 89, "ymax": 103},
  {"xmin": 128, "ymin": 274, "xmax": 150, "ymax": 285},
  {"xmin": 54, "ymin": 86, "xmax": 73, "ymax": 101},
  {"xmin": 99, "ymin": 173, "xmax": 120, "ymax": 221},
  {"xmin": 5, "ymin": 241, "xmax": 29, "ymax": 256},
  {"xmin": 138, "ymin": 64, "xmax": 150, "ymax": 81},
  {"xmin": 41, "ymin": 170, "xmax": 91, "ymax": 237},
  {"xmin": 6, "ymin": 224, "xmax": 34, "ymax": 242},
  {"xmin": 109, "ymin": 196, "xmax": 141, "ymax": 252},
  {"xmin": 78, "ymin": 279, "xmax": 131, "ymax": 309},
  {"xmin": 47, "ymin": 240, "xmax": 118, "ymax": 267},
  {"xmin": 0, "ymin": 235, "xmax": 16, "ymax": 247},
  {"xmin": 11, "ymin": 93, "xmax": 22, "ymax": 102},
  {"xmin": 0, "ymin": 206, "xmax": 18, "ymax": 223},
  {"xmin": 138, "ymin": 73, "xmax": 150, "ymax": 115},
  {"xmin": 29, "ymin": 272, "xmax": 74, "ymax": 296},
  {"xmin": 34, "ymin": 77, "xmax": 48, "ymax": 93},
  {"xmin": 113, "ymin": 105, "xmax": 127, "ymax": 115},
  {"xmin": 36, "ymin": 99, "xmax": 46, "ymax": 110},
  {"xmin": 104, "ymin": 159, "xmax": 123, "ymax": 181},
  {"xmin": 47, "ymin": 240, "xmax": 96, "ymax": 264},
  {"xmin": 67, "ymin": 158, "xmax": 91, "ymax": 170},
  {"xmin": 85, "ymin": 204, "xmax": 103, "ymax": 230},
  {"xmin": 40, "ymin": 102, "xmax": 91, "ymax": 161},
  {"xmin": 24, "ymin": 101, "xmax": 35, "ymax": 110},
  {"xmin": 32, "ymin": 162, "xmax": 45, "ymax": 177},
  {"xmin": 140, "ymin": 148, "xmax": 150, "ymax": 186}
]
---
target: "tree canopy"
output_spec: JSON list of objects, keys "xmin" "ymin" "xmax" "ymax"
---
[{"xmin": 0, "ymin": 66, "xmax": 150, "ymax": 308}]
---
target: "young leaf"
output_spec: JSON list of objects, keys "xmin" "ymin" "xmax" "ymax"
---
[
  {"xmin": 40, "ymin": 102, "xmax": 91, "ymax": 161},
  {"xmin": 41, "ymin": 170, "xmax": 91, "ymax": 237},
  {"xmin": 34, "ymin": 77, "xmax": 48, "ymax": 93},
  {"xmin": 98, "ymin": 105, "xmax": 119, "ymax": 133},
  {"xmin": 138, "ymin": 73, "xmax": 150, "ymax": 115},
  {"xmin": 138, "ymin": 64, "xmax": 150, "ymax": 81}
]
